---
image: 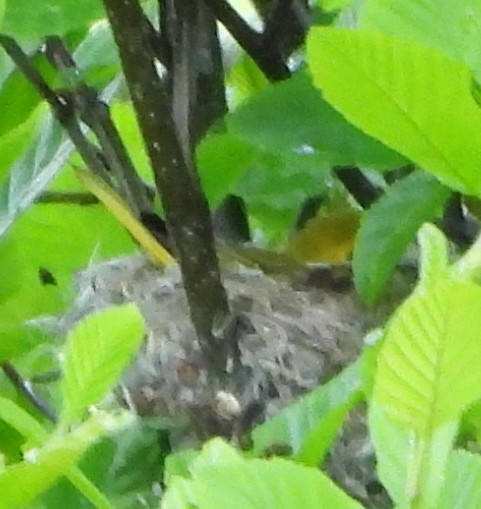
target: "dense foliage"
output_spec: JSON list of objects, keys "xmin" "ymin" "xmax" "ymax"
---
[{"xmin": 1, "ymin": 1, "xmax": 481, "ymax": 508}]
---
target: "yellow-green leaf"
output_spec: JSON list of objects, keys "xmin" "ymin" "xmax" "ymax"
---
[
  {"xmin": 307, "ymin": 27, "xmax": 481, "ymax": 197},
  {"xmin": 374, "ymin": 278, "xmax": 481, "ymax": 435}
]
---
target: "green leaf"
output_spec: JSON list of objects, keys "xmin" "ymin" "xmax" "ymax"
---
[
  {"xmin": 353, "ymin": 172, "xmax": 449, "ymax": 306},
  {"xmin": 0, "ymin": 397, "xmax": 118, "ymax": 509},
  {"xmin": 197, "ymin": 133, "xmax": 256, "ymax": 208},
  {"xmin": 227, "ymin": 54, "xmax": 269, "ymax": 105},
  {"xmin": 3, "ymin": 0, "xmax": 105, "ymax": 37},
  {"xmin": 235, "ymin": 149, "xmax": 330, "ymax": 244},
  {"xmin": 228, "ymin": 73, "xmax": 406, "ymax": 169},
  {"xmin": 0, "ymin": 55, "xmax": 54, "ymax": 138},
  {"xmin": 252, "ymin": 361, "xmax": 362, "ymax": 465},
  {"xmin": 0, "ymin": 411, "xmax": 130, "ymax": 509},
  {"xmin": 374, "ymin": 278, "xmax": 481, "ymax": 434},
  {"xmin": 74, "ymin": 20, "xmax": 119, "ymax": 76},
  {"xmin": 317, "ymin": 0, "xmax": 355, "ymax": 12},
  {"xmin": 164, "ymin": 449, "xmax": 199, "ymax": 485},
  {"xmin": 0, "ymin": 113, "xmax": 68, "ymax": 236},
  {"xmin": 0, "ymin": 396, "xmax": 48, "ymax": 443},
  {"xmin": 361, "ymin": 0, "xmax": 481, "ymax": 81},
  {"xmin": 307, "ymin": 27, "xmax": 481, "ymax": 196},
  {"xmin": 369, "ymin": 401, "xmax": 458, "ymax": 507},
  {"xmin": 368, "ymin": 401, "xmax": 410, "ymax": 506},
  {"xmin": 59, "ymin": 304, "xmax": 144, "ymax": 427},
  {"xmin": 0, "ymin": 197, "xmax": 136, "ymax": 361},
  {"xmin": 162, "ymin": 440, "xmax": 364, "ymax": 509},
  {"xmin": 417, "ymin": 223, "xmax": 450, "ymax": 288},
  {"xmin": 189, "ymin": 438, "xmax": 243, "ymax": 472},
  {"xmin": 0, "ymin": 104, "xmax": 119, "ymax": 238},
  {"xmin": 42, "ymin": 422, "xmax": 163, "ymax": 509},
  {"xmin": 440, "ymin": 450, "xmax": 481, "ymax": 509}
]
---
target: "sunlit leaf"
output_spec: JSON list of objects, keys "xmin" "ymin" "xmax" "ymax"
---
[
  {"xmin": 59, "ymin": 304, "xmax": 144, "ymax": 427},
  {"xmin": 0, "ymin": 396, "xmax": 48, "ymax": 443},
  {"xmin": 317, "ymin": 0, "xmax": 355, "ymax": 11},
  {"xmin": 361, "ymin": 0, "xmax": 481, "ymax": 81},
  {"xmin": 374, "ymin": 278, "xmax": 481, "ymax": 434},
  {"xmin": 368, "ymin": 401, "xmax": 410, "ymax": 506},
  {"xmin": 308, "ymin": 27, "xmax": 481, "ymax": 196},
  {"xmin": 228, "ymin": 54, "xmax": 269, "ymax": 106},
  {"xmin": 162, "ymin": 439, "xmax": 364, "ymax": 509},
  {"xmin": 440, "ymin": 450, "xmax": 481, "ymax": 509},
  {"xmin": 369, "ymin": 400, "xmax": 457, "ymax": 507}
]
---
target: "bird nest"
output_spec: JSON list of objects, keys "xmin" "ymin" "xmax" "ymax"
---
[{"xmin": 57, "ymin": 254, "xmax": 408, "ymax": 507}]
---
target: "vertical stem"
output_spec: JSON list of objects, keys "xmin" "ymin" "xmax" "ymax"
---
[{"xmin": 102, "ymin": 0, "xmax": 230, "ymax": 370}]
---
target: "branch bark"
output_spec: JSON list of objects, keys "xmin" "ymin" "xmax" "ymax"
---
[
  {"xmin": 202, "ymin": 0, "xmax": 290, "ymax": 81},
  {"xmin": 102, "ymin": 0, "xmax": 231, "ymax": 370}
]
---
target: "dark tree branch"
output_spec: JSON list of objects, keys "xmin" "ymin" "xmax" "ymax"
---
[
  {"xmin": 0, "ymin": 35, "xmax": 111, "ymax": 184},
  {"xmin": 102, "ymin": 0, "xmax": 231, "ymax": 371},
  {"xmin": 202, "ymin": 0, "xmax": 290, "ymax": 81},
  {"xmin": 334, "ymin": 166, "xmax": 381, "ymax": 209},
  {"xmin": 1, "ymin": 362, "xmax": 57, "ymax": 422},
  {"xmin": 44, "ymin": 36, "xmax": 152, "ymax": 216},
  {"xmin": 36, "ymin": 190, "xmax": 99, "ymax": 205},
  {"xmin": 262, "ymin": 0, "xmax": 310, "ymax": 56}
]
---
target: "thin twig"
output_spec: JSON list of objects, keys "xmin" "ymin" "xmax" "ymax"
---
[
  {"xmin": 203, "ymin": 0, "xmax": 290, "ymax": 81},
  {"xmin": 1, "ymin": 362, "xmax": 57, "ymax": 422},
  {"xmin": 44, "ymin": 36, "xmax": 152, "ymax": 216},
  {"xmin": 334, "ymin": 165, "xmax": 381, "ymax": 208},
  {"xmin": 36, "ymin": 190, "xmax": 99, "ymax": 205},
  {"xmin": 0, "ymin": 35, "xmax": 112, "ymax": 184}
]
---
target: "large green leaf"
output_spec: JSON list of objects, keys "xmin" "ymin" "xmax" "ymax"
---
[
  {"xmin": 374, "ymin": 278, "xmax": 481, "ymax": 434},
  {"xmin": 162, "ymin": 439, "xmax": 364, "ymax": 509},
  {"xmin": 368, "ymin": 401, "xmax": 410, "ymax": 506},
  {"xmin": 59, "ymin": 304, "xmax": 144, "ymax": 427},
  {"xmin": 353, "ymin": 172, "xmax": 449, "ymax": 306},
  {"xmin": 3, "ymin": 0, "xmax": 105, "ymax": 37},
  {"xmin": 252, "ymin": 360, "xmax": 363, "ymax": 465},
  {"xmin": 307, "ymin": 27, "xmax": 481, "ymax": 197},
  {"xmin": 369, "ymin": 400, "xmax": 457, "ymax": 507},
  {"xmin": 440, "ymin": 450, "xmax": 481, "ymax": 509},
  {"xmin": 228, "ymin": 73, "xmax": 406, "ymax": 169},
  {"xmin": 361, "ymin": 0, "xmax": 481, "ymax": 81},
  {"xmin": 0, "ymin": 198, "xmax": 135, "ymax": 361}
]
